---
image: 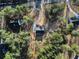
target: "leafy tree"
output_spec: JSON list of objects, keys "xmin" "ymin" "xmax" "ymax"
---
[
  {"xmin": 37, "ymin": 32, "xmax": 65, "ymax": 59},
  {"xmin": 47, "ymin": 4, "xmax": 64, "ymax": 22},
  {"xmin": 0, "ymin": 29, "xmax": 30, "ymax": 59},
  {"xmin": 66, "ymin": 23, "xmax": 74, "ymax": 33},
  {"xmin": 4, "ymin": 52, "xmax": 13, "ymax": 59}
]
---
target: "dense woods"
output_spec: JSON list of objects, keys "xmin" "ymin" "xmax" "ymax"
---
[{"xmin": 0, "ymin": 0, "xmax": 79, "ymax": 59}]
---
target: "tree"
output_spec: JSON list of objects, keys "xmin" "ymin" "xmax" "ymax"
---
[
  {"xmin": 0, "ymin": 29, "xmax": 30, "ymax": 59},
  {"xmin": 37, "ymin": 32, "xmax": 65, "ymax": 59}
]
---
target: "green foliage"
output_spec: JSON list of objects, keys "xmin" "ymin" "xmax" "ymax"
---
[
  {"xmin": 16, "ymin": 5, "xmax": 26, "ymax": 15},
  {"xmin": 71, "ymin": 44, "xmax": 79, "ymax": 54},
  {"xmin": 47, "ymin": 4, "xmax": 64, "ymax": 21},
  {"xmin": 55, "ymin": 53, "xmax": 64, "ymax": 59},
  {"xmin": 66, "ymin": 23, "xmax": 74, "ymax": 32},
  {"xmin": 0, "ymin": 2, "xmax": 79, "ymax": 59},
  {"xmin": 0, "ymin": 29, "xmax": 30, "ymax": 59},
  {"xmin": 2, "ymin": 6, "xmax": 15, "ymax": 15},
  {"xmin": 50, "ymin": 32, "xmax": 64, "ymax": 44},
  {"xmin": 37, "ymin": 32, "xmax": 64, "ymax": 59},
  {"xmin": 71, "ymin": 30, "xmax": 79, "ymax": 36},
  {"xmin": 0, "ymin": 5, "xmax": 29, "ymax": 18},
  {"xmin": 23, "ymin": 16, "xmax": 33, "ymax": 24},
  {"xmin": 0, "ymin": 5, "xmax": 32, "ymax": 59},
  {"xmin": 4, "ymin": 52, "xmax": 14, "ymax": 59},
  {"xmin": 61, "ymin": 44, "xmax": 72, "ymax": 51},
  {"xmin": 63, "ymin": 19, "xmax": 68, "ymax": 24}
]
